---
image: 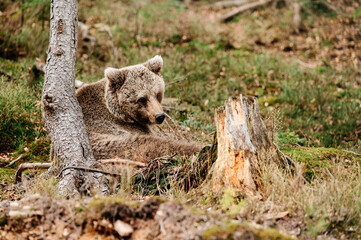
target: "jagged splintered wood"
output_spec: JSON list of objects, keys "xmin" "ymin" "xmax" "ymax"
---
[
  {"xmin": 42, "ymin": 0, "xmax": 107, "ymax": 196},
  {"xmin": 211, "ymin": 95, "xmax": 280, "ymax": 199}
]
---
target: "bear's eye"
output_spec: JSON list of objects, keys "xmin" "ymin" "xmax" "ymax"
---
[
  {"xmin": 138, "ymin": 97, "xmax": 147, "ymax": 104},
  {"xmin": 156, "ymin": 93, "xmax": 162, "ymax": 102}
]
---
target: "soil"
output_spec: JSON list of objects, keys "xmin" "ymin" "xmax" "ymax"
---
[{"xmin": 0, "ymin": 195, "xmax": 298, "ymax": 240}]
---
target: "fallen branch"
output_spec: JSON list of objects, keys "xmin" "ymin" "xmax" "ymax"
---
[
  {"xmin": 324, "ymin": 167, "xmax": 334, "ymax": 179},
  {"xmin": 15, "ymin": 163, "xmax": 52, "ymax": 183},
  {"xmin": 212, "ymin": 0, "xmax": 251, "ymax": 8},
  {"xmin": 98, "ymin": 158, "xmax": 146, "ymax": 167},
  {"xmin": 218, "ymin": 0, "xmax": 272, "ymax": 22},
  {"xmin": 14, "ymin": 158, "xmax": 146, "ymax": 183},
  {"xmin": 318, "ymin": 0, "xmax": 344, "ymax": 16},
  {"xmin": 56, "ymin": 166, "xmax": 122, "ymax": 178},
  {"xmin": 343, "ymin": 150, "xmax": 361, "ymax": 156},
  {"xmin": 5, "ymin": 154, "xmax": 23, "ymax": 168}
]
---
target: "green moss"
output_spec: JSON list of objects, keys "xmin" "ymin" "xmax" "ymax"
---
[
  {"xmin": 202, "ymin": 222, "xmax": 297, "ymax": 240},
  {"xmin": 88, "ymin": 197, "xmax": 140, "ymax": 211},
  {"xmin": 282, "ymin": 147, "xmax": 361, "ymax": 180}
]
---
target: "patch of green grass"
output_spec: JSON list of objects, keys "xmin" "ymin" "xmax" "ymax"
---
[
  {"xmin": 0, "ymin": 168, "xmax": 15, "ymax": 182},
  {"xmin": 0, "ymin": 58, "xmax": 46, "ymax": 154},
  {"xmin": 282, "ymin": 147, "xmax": 361, "ymax": 180}
]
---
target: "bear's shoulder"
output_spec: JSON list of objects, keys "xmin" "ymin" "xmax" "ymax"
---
[{"xmin": 76, "ymin": 78, "xmax": 106, "ymax": 102}]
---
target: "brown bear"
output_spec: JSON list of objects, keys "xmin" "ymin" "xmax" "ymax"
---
[{"xmin": 76, "ymin": 56, "xmax": 202, "ymax": 162}]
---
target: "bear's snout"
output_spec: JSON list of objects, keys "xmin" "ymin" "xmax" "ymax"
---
[{"xmin": 155, "ymin": 113, "xmax": 165, "ymax": 124}]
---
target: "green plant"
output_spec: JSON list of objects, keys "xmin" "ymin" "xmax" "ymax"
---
[{"xmin": 277, "ymin": 129, "xmax": 306, "ymax": 147}]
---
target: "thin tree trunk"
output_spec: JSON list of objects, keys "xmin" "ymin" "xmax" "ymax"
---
[{"xmin": 42, "ymin": 0, "xmax": 107, "ymax": 196}]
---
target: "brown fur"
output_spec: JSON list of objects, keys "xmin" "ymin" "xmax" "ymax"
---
[{"xmin": 76, "ymin": 56, "xmax": 202, "ymax": 161}]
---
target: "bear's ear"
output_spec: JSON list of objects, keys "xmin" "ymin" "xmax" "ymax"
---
[
  {"xmin": 105, "ymin": 67, "xmax": 127, "ymax": 91},
  {"xmin": 144, "ymin": 55, "xmax": 163, "ymax": 74}
]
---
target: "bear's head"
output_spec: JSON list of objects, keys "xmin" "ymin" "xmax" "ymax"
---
[{"xmin": 104, "ymin": 55, "xmax": 165, "ymax": 125}]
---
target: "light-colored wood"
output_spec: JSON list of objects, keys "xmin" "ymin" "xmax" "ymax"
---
[
  {"xmin": 212, "ymin": 0, "xmax": 251, "ymax": 8},
  {"xmin": 99, "ymin": 158, "xmax": 146, "ymax": 167},
  {"xmin": 218, "ymin": 0, "xmax": 272, "ymax": 22},
  {"xmin": 211, "ymin": 95, "xmax": 280, "ymax": 198},
  {"xmin": 15, "ymin": 163, "xmax": 52, "ymax": 183}
]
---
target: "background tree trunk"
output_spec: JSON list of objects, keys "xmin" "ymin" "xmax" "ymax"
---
[
  {"xmin": 211, "ymin": 95, "xmax": 281, "ymax": 199},
  {"xmin": 42, "ymin": 0, "xmax": 106, "ymax": 196}
]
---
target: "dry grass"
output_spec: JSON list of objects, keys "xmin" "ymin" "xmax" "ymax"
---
[{"xmin": 221, "ymin": 157, "xmax": 361, "ymax": 237}]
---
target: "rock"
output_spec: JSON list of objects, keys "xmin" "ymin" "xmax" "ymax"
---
[{"xmin": 114, "ymin": 220, "xmax": 133, "ymax": 237}]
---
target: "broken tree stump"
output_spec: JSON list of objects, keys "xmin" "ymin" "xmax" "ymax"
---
[{"xmin": 211, "ymin": 95, "xmax": 281, "ymax": 198}]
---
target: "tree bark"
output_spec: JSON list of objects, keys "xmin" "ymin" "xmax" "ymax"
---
[
  {"xmin": 42, "ymin": 0, "xmax": 107, "ymax": 196},
  {"xmin": 211, "ymin": 95, "xmax": 281, "ymax": 199}
]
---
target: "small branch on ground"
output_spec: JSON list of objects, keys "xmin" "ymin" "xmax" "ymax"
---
[
  {"xmin": 5, "ymin": 154, "xmax": 23, "ymax": 168},
  {"xmin": 15, "ymin": 163, "xmax": 52, "ymax": 183},
  {"xmin": 324, "ymin": 167, "xmax": 335, "ymax": 179},
  {"xmin": 164, "ymin": 112, "xmax": 186, "ymax": 140},
  {"xmin": 218, "ymin": 0, "xmax": 272, "ymax": 22},
  {"xmin": 212, "ymin": 0, "xmax": 251, "ymax": 8},
  {"xmin": 98, "ymin": 158, "xmax": 146, "ymax": 167},
  {"xmin": 318, "ymin": 0, "xmax": 345, "ymax": 16},
  {"xmin": 56, "ymin": 166, "xmax": 122, "ymax": 178},
  {"xmin": 343, "ymin": 150, "xmax": 361, "ymax": 156}
]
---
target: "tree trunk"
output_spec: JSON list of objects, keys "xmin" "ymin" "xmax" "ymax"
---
[
  {"xmin": 211, "ymin": 95, "xmax": 281, "ymax": 199},
  {"xmin": 42, "ymin": 0, "xmax": 107, "ymax": 196}
]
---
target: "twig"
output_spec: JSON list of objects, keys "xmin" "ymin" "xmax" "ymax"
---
[
  {"xmin": 15, "ymin": 163, "xmax": 52, "ymax": 183},
  {"xmin": 98, "ymin": 158, "xmax": 146, "ymax": 167},
  {"xmin": 166, "ymin": 77, "xmax": 187, "ymax": 86},
  {"xmin": 5, "ymin": 154, "xmax": 23, "ymax": 168},
  {"xmin": 159, "ymin": 220, "xmax": 167, "ymax": 235},
  {"xmin": 149, "ymin": 153, "xmax": 178, "ymax": 164},
  {"xmin": 212, "ymin": 0, "xmax": 251, "ymax": 8},
  {"xmin": 324, "ymin": 167, "xmax": 334, "ymax": 179},
  {"xmin": 297, "ymin": 59, "xmax": 320, "ymax": 69},
  {"xmin": 164, "ymin": 113, "xmax": 186, "ymax": 140},
  {"xmin": 218, "ymin": 0, "xmax": 272, "ymax": 22},
  {"xmin": 56, "ymin": 166, "xmax": 122, "ymax": 178},
  {"xmin": 164, "ymin": 119, "xmax": 177, "ymax": 137},
  {"xmin": 273, "ymin": 143, "xmax": 307, "ymax": 183},
  {"xmin": 273, "ymin": 142, "xmax": 291, "ymax": 172},
  {"xmin": 318, "ymin": 0, "xmax": 344, "ymax": 15},
  {"xmin": 343, "ymin": 150, "xmax": 361, "ymax": 156}
]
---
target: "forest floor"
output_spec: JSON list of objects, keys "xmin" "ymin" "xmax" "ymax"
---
[{"xmin": 0, "ymin": 0, "xmax": 361, "ymax": 239}]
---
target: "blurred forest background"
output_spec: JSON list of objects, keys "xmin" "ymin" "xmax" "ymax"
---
[{"xmin": 0, "ymin": 0, "xmax": 360, "ymax": 238}]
